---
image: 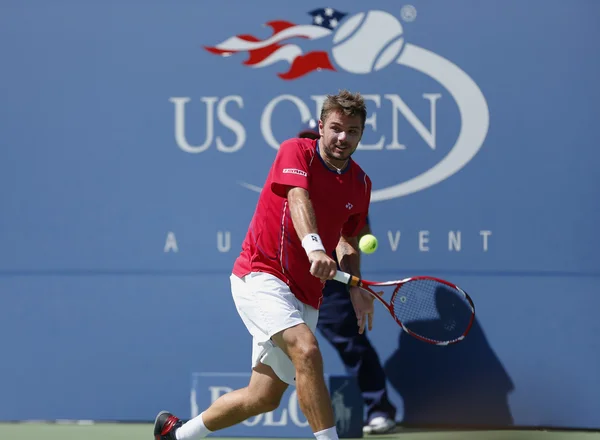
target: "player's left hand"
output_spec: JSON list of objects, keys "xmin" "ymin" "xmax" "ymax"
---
[{"xmin": 349, "ymin": 286, "xmax": 375, "ymax": 334}]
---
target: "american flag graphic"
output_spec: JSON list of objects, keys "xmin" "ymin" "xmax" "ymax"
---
[{"xmin": 204, "ymin": 8, "xmax": 348, "ymax": 80}]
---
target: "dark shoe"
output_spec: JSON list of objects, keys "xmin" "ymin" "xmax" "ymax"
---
[{"xmin": 154, "ymin": 410, "xmax": 183, "ymax": 440}]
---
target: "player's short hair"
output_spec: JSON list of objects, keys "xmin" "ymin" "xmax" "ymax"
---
[{"xmin": 320, "ymin": 90, "xmax": 367, "ymax": 129}]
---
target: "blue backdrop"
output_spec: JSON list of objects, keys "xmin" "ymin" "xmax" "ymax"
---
[{"xmin": 1, "ymin": 0, "xmax": 599, "ymax": 435}]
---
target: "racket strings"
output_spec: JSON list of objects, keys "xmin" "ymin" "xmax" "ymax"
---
[{"xmin": 392, "ymin": 279, "xmax": 473, "ymax": 343}]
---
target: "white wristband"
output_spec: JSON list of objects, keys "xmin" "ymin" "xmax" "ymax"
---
[{"xmin": 302, "ymin": 233, "xmax": 326, "ymax": 255}]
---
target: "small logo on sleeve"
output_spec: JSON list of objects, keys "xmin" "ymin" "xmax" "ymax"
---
[{"xmin": 283, "ymin": 168, "xmax": 308, "ymax": 177}]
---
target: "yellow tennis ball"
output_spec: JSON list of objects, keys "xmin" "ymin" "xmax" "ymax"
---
[{"xmin": 359, "ymin": 234, "xmax": 378, "ymax": 254}]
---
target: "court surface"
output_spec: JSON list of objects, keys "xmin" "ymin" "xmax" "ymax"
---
[{"xmin": 1, "ymin": 423, "xmax": 598, "ymax": 440}]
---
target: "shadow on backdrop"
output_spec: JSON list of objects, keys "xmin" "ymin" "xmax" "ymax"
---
[{"xmin": 384, "ymin": 286, "xmax": 514, "ymax": 427}]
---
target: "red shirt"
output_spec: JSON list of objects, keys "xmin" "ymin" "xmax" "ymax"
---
[{"xmin": 232, "ymin": 137, "xmax": 372, "ymax": 309}]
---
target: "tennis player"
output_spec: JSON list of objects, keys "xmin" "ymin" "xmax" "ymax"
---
[{"xmin": 154, "ymin": 90, "xmax": 374, "ymax": 440}]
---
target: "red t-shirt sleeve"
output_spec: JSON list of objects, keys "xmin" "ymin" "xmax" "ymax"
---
[
  {"xmin": 270, "ymin": 139, "xmax": 311, "ymax": 197},
  {"xmin": 342, "ymin": 173, "xmax": 372, "ymax": 237}
]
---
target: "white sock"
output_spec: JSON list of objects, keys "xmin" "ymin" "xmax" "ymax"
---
[
  {"xmin": 314, "ymin": 426, "xmax": 339, "ymax": 440},
  {"xmin": 176, "ymin": 412, "xmax": 212, "ymax": 440}
]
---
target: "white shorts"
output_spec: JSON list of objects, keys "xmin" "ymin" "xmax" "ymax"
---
[{"xmin": 230, "ymin": 272, "xmax": 319, "ymax": 386}]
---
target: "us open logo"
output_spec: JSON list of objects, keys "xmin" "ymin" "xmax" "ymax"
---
[{"xmin": 199, "ymin": 7, "xmax": 490, "ymax": 201}]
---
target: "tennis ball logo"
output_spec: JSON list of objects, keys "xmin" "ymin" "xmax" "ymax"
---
[{"xmin": 331, "ymin": 11, "xmax": 404, "ymax": 74}]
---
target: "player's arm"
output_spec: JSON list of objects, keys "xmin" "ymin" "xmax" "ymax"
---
[
  {"xmin": 337, "ymin": 212, "xmax": 371, "ymax": 275},
  {"xmin": 287, "ymin": 187, "xmax": 337, "ymax": 280},
  {"xmin": 336, "ymin": 226, "xmax": 374, "ymax": 333},
  {"xmin": 286, "ymin": 187, "xmax": 319, "ymax": 240},
  {"xmin": 336, "ymin": 234, "xmax": 361, "ymax": 279}
]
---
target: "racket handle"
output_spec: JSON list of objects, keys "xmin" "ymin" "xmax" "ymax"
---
[{"xmin": 333, "ymin": 270, "xmax": 361, "ymax": 287}]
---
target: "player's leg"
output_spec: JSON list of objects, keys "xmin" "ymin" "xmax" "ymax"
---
[
  {"xmin": 177, "ymin": 362, "xmax": 288, "ymax": 440},
  {"xmin": 154, "ymin": 275, "xmax": 292, "ymax": 440},
  {"xmin": 154, "ymin": 273, "xmax": 292, "ymax": 440},
  {"xmin": 196, "ymin": 273, "xmax": 292, "ymax": 430},
  {"xmin": 240, "ymin": 272, "xmax": 339, "ymax": 440},
  {"xmin": 199, "ymin": 362, "xmax": 288, "ymax": 430},
  {"xmin": 154, "ymin": 363, "xmax": 288, "ymax": 439},
  {"xmin": 271, "ymin": 322, "xmax": 335, "ymax": 435},
  {"xmin": 317, "ymin": 280, "xmax": 396, "ymax": 433}
]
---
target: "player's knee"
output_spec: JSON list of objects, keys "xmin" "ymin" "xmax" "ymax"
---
[
  {"xmin": 251, "ymin": 391, "xmax": 283, "ymax": 414},
  {"xmin": 291, "ymin": 341, "xmax": 322, "ymax": 372}
]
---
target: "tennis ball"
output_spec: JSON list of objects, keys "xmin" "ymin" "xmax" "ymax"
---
[
  {"xmin": 331, "ymin": 10, "xmax": 404, "ymax": 74},
  {"xmin": 359, "ymin": 234, "xmax": 378, "ymax": 254}
]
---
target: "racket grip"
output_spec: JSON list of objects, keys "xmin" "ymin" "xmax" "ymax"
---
[
  {"xmin": 333, "ymin": 270, "xmax": 360, "ymax": 286},
  {"xmin": 333, "ymin": 271, "xmax": 351, "ymax": 284}
]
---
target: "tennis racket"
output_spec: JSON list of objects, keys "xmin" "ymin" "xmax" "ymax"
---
[{"xmin": 333, "ymin": 270, "xmax": 475, "ymax": 345}]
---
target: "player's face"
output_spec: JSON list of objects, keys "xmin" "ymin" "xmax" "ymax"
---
[{"xmin": 319, "ymin": 110, "xmax": 363, "ymax": 165}]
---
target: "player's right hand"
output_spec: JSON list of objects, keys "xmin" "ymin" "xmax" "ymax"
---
[{"xmin": 308, "ymin": 251, "xmax": 337, "ymax": 281}]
